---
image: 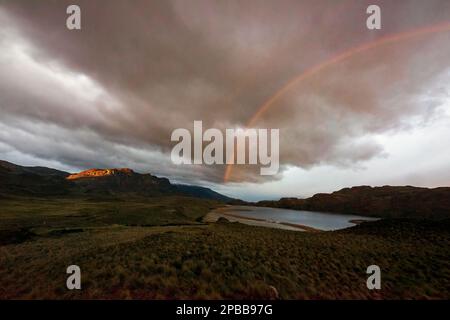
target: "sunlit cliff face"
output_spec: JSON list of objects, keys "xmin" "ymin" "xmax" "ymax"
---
[
  {"xmin": 1, "ymin": 0, "xmax": 450, "ymax": 200},
  {"xmin": 67, "ymin": 168, "xmax": 135, "ymax": 180}
]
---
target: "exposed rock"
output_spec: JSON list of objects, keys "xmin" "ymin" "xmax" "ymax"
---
[
  {"xmin": 65, "ymin": 166, "xmax": 174, "ymax": 196},
  {"xmin": 216, "ymin": 217, "xmax": 230, "ymax": 223},
  {"xmin": 67, "ymin": 168, "xmax": 134, "ymax": 180},
  {"xmin": 268, "ymin": 285, "xmax": 279, "ymax": 299}
]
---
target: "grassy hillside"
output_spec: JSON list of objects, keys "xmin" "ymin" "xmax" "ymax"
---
[{"xmin": 1, "ymin": 196, "xmax": 449, "ymax": 299}]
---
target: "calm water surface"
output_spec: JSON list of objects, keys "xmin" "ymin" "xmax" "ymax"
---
[{"xmin": 214, "ymin": 206, "xmax": 378, "ymax": 231}]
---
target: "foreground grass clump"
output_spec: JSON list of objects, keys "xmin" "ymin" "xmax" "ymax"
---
[{"xmin": 1, "ymin": 200, "xmax": 449, "ymax": 299}]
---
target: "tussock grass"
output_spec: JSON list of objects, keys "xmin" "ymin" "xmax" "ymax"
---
[{"xmin": 0, "ymin": 196, "xmax": 449, "ymax": 299}]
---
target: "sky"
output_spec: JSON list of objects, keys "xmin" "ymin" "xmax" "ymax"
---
[{"xmin": 0, "ymin": 0, "xmax": 450, "ymax": 201}]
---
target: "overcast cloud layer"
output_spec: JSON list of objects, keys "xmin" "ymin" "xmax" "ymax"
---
[{"xmin": 1, "ymin": 0, "xmax": 450, "ymax": 197}]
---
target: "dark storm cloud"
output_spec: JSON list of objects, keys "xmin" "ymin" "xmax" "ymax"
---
[{"xmin": 0, "ymin": 0, "xmax": 449, "ymax": 183}]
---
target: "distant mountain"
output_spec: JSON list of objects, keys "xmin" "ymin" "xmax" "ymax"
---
[
  {"xmin": 257, "ymin": 186, "xmax": 450, "ymax": 219},
  {"xmin": 174, "ymin": 184, "xmax": 232, "ymax": 202},
  {"xmin": 0, "ymin": 160, "xmax": 233, "ymax": 202}
]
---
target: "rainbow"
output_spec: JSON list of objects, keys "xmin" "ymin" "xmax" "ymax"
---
[{"xmin": 224, "ymin": 21, "xmax": 450, "ymax": 182}]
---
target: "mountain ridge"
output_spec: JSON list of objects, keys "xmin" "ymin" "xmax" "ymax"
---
[
  {"xmin": 0, "ymin": 160, "xmax": 232, "ymax": 201},
  {"xmin": 257, "ymin": 185, "xmax": 450, "ymax": 219}
]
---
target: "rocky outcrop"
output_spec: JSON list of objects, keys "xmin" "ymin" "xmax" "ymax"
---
[
  {"xmin": 67, "ymin": 168, "xmax": 134, "ymax": 180},
  {"xmin": 66, "ymin": 167, "xmax": 175, "ymax": 196}
]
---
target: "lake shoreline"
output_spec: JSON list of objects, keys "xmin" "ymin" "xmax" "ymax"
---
[
  {"xmin": 205, "ymin": 205, "xmax": 377, "ymax": 232},
  {"xmin": 217, "ymin": 210, "xmax": 322, "ymax": 232}
]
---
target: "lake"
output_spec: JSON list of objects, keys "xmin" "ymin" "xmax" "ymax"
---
[{"xmin": 205, "ymin": 205, "xmax": 378, "ymax": 231}]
